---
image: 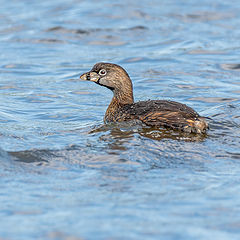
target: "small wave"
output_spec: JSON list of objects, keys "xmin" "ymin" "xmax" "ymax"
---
[{"xmin": 220, "ymin": 63, "xmax": 240, "ymax": 71}]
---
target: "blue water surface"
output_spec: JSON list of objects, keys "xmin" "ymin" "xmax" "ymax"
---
[{"xmin": 0, "ymin": 0, "xmax": 240, "ymax": 239}]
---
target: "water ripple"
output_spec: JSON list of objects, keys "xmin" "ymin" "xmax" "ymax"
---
[{"xmin": 1, "ymin": 0, "xmax": 240, "ymax": 239}]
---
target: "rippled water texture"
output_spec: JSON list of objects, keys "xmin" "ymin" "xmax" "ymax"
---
[{"xmin": 1, "ymin": 0, "xmax": 240, "ymax": 239}]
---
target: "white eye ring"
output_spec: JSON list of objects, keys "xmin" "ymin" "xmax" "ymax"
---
[{"xmin": 99, "ymin": 69, "xmax": 107, "ymax": 76}]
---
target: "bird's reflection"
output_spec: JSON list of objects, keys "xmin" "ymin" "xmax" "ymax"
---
[{"xmin": 89, "ymin": 121, "xmax": 207, "ymax": 152}]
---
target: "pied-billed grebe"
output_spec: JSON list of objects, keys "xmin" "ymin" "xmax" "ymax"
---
[{"xmin": 80, "ymin": 62, "xmax": 208, "ymax": 134}]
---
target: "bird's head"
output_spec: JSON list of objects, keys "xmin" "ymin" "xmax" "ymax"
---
[{"xmin": 80, "ymin": 62, "xmax": 133, "ymax": 96}]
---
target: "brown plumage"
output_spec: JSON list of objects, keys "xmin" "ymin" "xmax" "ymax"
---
[{"xmin": 80, "ymin": 62, "xmax": 208, "ymax": 134}]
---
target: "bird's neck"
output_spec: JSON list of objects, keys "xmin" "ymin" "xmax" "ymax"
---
[{"xmin": 104, "ymin": 90, "xmax": 134, "ymax": 122}]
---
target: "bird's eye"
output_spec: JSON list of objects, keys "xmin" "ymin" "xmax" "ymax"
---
[{"xmin": 99, "ymin": 69, "xmax": 107, "ymax": 76}]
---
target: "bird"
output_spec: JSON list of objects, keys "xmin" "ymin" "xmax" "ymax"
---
[{"xmin": 80, "ymin": 62, "xmax": 208, "ymax": 134}]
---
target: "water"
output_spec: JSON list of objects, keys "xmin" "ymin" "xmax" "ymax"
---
[{"xmin": 0, "ymin": 0, "xmax": 240, "ymax": 239}]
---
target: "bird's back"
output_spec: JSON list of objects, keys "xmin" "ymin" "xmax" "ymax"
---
[{"xmin": 112, "ymin": 100, "xmax": 208, "ymax": 133}]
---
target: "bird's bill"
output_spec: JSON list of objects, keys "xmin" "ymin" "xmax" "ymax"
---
[{"xmin": 80, "ymin": 71, "xmax": 100, "ymax": 83}]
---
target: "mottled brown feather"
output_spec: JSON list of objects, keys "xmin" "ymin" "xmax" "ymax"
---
[{"xmin": 107, "ymin": 100, "xmax": 207, "ymax": 133}]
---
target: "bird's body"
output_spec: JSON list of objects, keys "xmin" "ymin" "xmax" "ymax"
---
[
  {"xmin": 105, "ymin": 99, "xmax": 207, "ymax": 133},
  {"xmin": 80, "ymin": 62, "xmax": 208, "ymax": 134}
]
